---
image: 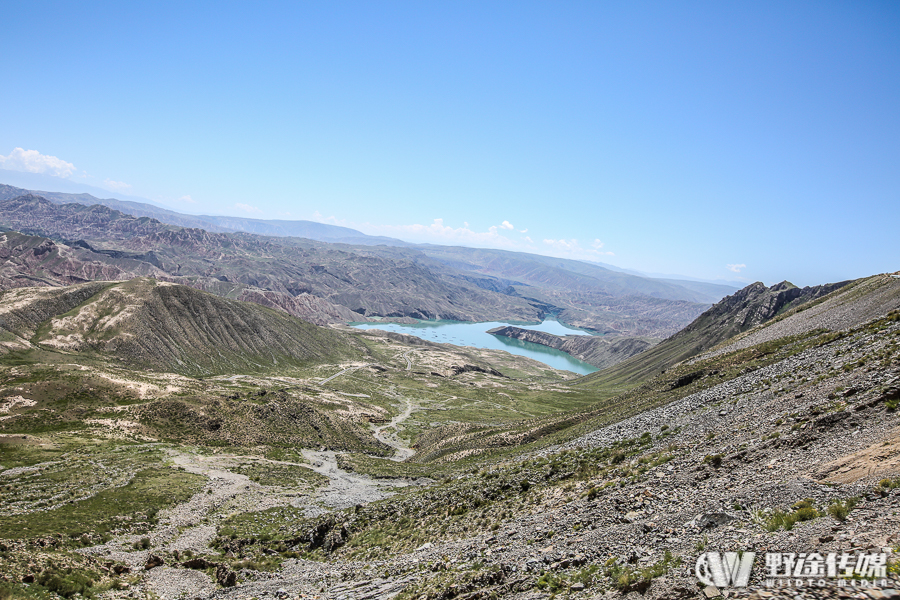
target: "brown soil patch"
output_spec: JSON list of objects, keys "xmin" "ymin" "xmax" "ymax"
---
[{"xmin": 818, "ymin": 427, "xmax": 900, "ymax": 483}]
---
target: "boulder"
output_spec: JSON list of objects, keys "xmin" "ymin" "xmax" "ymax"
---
[{"xmin": 216, "ymin": 564, "xmax": 237, "ymax": 587}]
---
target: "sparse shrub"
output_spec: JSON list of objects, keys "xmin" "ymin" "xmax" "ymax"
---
[
  {"xmin": 754, "ymin": 501, "xmax": 820, "ymax": 532},
  {"xmin": 607, "ymin": 550, "xmax": 681, "ymax": 592},
  {"xmin": 133, "ymin": 537, "xmax": 151, "ymax": 550},
  {"xmin": 793, "ymin": 507, "xmax": 819, "ymax": 522},
  {"xmin": 703, "ymin": 454, "xmax": 723, "ymax": 468},
  {"xmin": 879, "ymin": 478, "xmax": 900, "ymax": 490},
  {"xmin": 828, "ymin": 497, "xmax": 859, "ymax": 521},
  {"xmin": 36, "ymin": 568, "xmax": 95, "ymax": 599}
]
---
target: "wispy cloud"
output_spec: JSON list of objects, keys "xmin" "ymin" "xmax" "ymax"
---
[
  {"xmin": 0, "ymin": 147, "xmax": 76, "ymax": 178},
  {"xmin": 543, "ymin": 238, "xmax": 615, "ymax": 259},
  {"xmin": 178, "ymin": 195, "xmax": 196, "ymax": 204},
  {"xmin": 235, "ymin": 203, "xmax": 262, "ymax": 214},
  {"xmin": 312, "ymin": 211, "xmax": 348, "ymax": 226},
  {"xmin": 104, "ymin": 178, "xmax": 132, "ymax": 192},
  {"xmin": 726, "ymin": 263, "xmax": 747, "ymax": 273},
  {"xmin": 362, "ymin": 218, "xmax": 528, "ymax": 249},
  {"xmin": 311, "ymin": 213, "xmax": 617, "ymax": 262}
]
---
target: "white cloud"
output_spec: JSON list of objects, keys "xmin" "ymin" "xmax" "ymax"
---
[
  {"xmin": 519, "ymin": 228, "xmax": 528, "ymax": 233},
  {"xmin": 178, "ymin": 195, "xmax": 196, "ymax": 204},
  {"xmin": 310, "ymin": 213, "xmax": 615, "ymax": 262},
  {"xmin": 235, "ymin": 203, "xmax": 262, "ymax": 214},
  {"xmin": 104, "ymin": 179, "xmax": 132, "ymax": 192},
  {"xmin": 311, "ymin": 211, "xmax": 347, "ymax": 226},
  {"xmin": 364, "ymin": 218, "xmax": 525, "ymax": 249},
  {"xmin": 727, "ymin": 263, "xmax": 747, "ymax": 273},
  {"xmin": 543, "ymin": 238, "xmax": 615, "ymax": 259},
  {"xmin": 0, "ymin": 147, "xmax": 76, "ymax": 178},
  {"xmin": 500, "ymin": 220, "xmax": 514, "ymax": 230}
]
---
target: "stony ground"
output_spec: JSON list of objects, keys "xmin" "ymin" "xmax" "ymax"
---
[
  {"xmin": 3, "ymin": 290, "xmax": 900, "ymax": 600},
  {"xmin": 21, "ymin": 311, "xmax": 886, "ymax": 600}
]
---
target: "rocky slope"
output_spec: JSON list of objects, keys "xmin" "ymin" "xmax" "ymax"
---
[
  {"xmin": 577, "ymin": 279, "xmax": 851, "ymax": 389},
  {"xmin": 1, "ymin": 271, "xmax": 899, "ymax": 600},
  {"xmin": 487, "ymin": 326, "xmax": 655, "ymax": 369}
]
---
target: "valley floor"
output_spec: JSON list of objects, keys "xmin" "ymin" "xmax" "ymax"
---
[{"xmin": 3, "ymin": 284, "xmax": 900, "ymax": 600}]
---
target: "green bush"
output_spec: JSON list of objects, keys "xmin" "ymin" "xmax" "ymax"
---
[
  {"xmin": 607, "ymin": 551, "xmax": 681, "ymax": 592},
  {"xmin": 703, "ymin": 454, "xmax": 723, "ymax": 468},
  {"xmin": 37, "ymin": 569, "xmax": 95, "ymax": 599},
  {"xmin": 827, "ymin": 497, "xmax": 858, "ymax": 521},
  {"xmin": 879, "ymin": 477, "xmax": 900, "ymax": 490},
  {"xmin": 133, "ymin": 537, "xmax": 151, "ymax": 550},
  {"xmin": 759, "ymin": 503, "xmax": 819, "ymax": 532}
]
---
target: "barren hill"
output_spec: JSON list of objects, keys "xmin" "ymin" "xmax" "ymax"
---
[
  {"xmin": 577, "ymin": 278, "xmax": 852, "ymax": 389},
  {"xmin": 3, "ymin": 278, "xmax": 365, "ymax": 375}
]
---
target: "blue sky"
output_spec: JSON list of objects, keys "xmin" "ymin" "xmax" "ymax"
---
[{"xmin": 2, "ymin": 1, "xmax": 898, "ymax": 286}]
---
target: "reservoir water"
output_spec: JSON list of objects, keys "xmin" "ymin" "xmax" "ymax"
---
[{"xmin": 350, "ymin": 318, "xmax": 598, "ymax": 375}]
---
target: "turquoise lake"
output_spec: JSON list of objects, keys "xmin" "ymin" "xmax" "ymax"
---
[{"xmin": 350, "ymin": 318, "xmax": 598, "ymax": 375}]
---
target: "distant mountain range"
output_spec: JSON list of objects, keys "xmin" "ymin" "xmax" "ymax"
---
[
  {"xmin": 0, "ymin": 180, "xmax": 739, "ymax": 342},
  {"xmin": 0, "ymin": 174, "xmax": 406, "ymax": 246}
]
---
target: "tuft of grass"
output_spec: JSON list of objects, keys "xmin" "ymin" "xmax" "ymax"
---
[
  {"xmin": 827, "ymin": 497, "xmax": 859, "ymax": 521},
  {"xmin": 702, "ymin": 454, "xmax": 723, "ymax": 468},
  {"xmin": 754, "ymin": 500, "xmax": 820, "ymax": 532},
  {"xmin": 607, "ymin": 550, "xmax": 681, "ymax": 592},
  {"xmin": 879, "ymin": 477, "xmax": 900, "ymax": 490}
]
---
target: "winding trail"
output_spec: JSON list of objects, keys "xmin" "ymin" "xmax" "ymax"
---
[
  {"xmin": 402, "ymin": 349, "xmax": 415, "ymax": 371},
  {"xmin": 76, "ymin": 359, "xmax": 431, "ymax": 599},
  {"xmin": 372, "ymin": 391, "xmax": 417, "ymax": 461},
  {"xmin": 319, "ymin": 365, "xmax": 362, "ymax": 385}
]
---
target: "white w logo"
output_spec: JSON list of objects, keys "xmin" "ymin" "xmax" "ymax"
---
[{"xmin": 695, "ymin": 552, "xmax": 756, "ymax": 588}]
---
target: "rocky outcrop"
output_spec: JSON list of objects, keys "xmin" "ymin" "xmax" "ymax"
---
[
  {"xmin": 487, "ymin": 326, "xmax": 654, "ymax": 369},
  {"xmin": 237, "ymin": 288, "xmax": 367, "ymax": 326},
  {"xmin": 579, "ymin": 279, "xmax": 852, "ymax": 388},
  {"xmin": 0, "ymin": 231, "xmax": 161, "ymax": 289},
  {"xmin": 449, "ymin": 364, "xmax": 507, "ymax": 378}
]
